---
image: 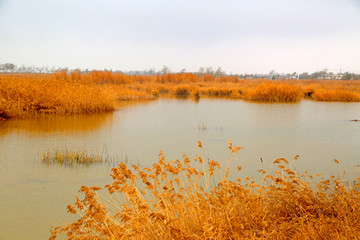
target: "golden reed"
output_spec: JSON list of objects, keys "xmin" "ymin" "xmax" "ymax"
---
[
  {"xmin": 50, "ymin": 141, "xmax": 360, "ymax": 239},
  {"xmin": 1, "ymin": 72, "xmax": 359, "ymax": 120}
]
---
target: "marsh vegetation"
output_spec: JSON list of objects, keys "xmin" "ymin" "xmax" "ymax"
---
[
  {"xmin": 50, "ymin": 141, "xmax": 360, "ymax": 239},
  {"xmin": 42, "ymin": 148, "xmax": 114, "ymax": 167},
  {"xmin": 0, "ymin": 80, "xmax": 359, "ymax": 239},
  {"xmin": 1, "ymin": 71, "xmax": 360, "ymax": 120}
]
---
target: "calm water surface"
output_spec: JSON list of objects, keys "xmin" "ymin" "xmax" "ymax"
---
[{"xmin": 0, "ymin": 99, "xmax": 359, "ymax": 239}]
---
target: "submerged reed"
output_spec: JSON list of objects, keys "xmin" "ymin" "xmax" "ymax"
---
[
  {"xmin": 42, "ymin": 149, "xmax": 110, "ymax": 167},
  {"xmin": 50, "ymin": 141, "xmax": 360, "ymax": 239}
]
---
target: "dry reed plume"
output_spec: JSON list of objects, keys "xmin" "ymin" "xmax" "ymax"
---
[
  {"xmin": 50, "ymin": 141, "xmax": 360, "ymax": 239},
  {"xmin": 1, "ymin": 72, "xmax": 360, "ymax": 120}
]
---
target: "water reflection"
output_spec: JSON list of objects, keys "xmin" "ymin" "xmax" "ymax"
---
[
  {"xmin": 0, "ymin": 100, "xmax": 155, "ymax": 137},
  {"xmin": 0, "ymin": 113, "xmax": 114, "ymax": 136}
]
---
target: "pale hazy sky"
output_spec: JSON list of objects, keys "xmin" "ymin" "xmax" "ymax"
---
[{"xmin": 0, "ymin": 0, "xmax": 360, "ymax": 74}]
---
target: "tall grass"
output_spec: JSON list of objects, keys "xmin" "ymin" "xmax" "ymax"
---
[
  {"xmin": 50, "ymin": 141, "xmax": 360, "ymax": 239},
  {"xmin": 0, "ymin": 74, "xmax": 115, "ymax": 119},
  {"xmin": 1, "ymin": 72, "xmax": 360, "ymax": 120},
  {"xmin": 246, "ymin": 82, "xmax": 302, "ymax": 102},
  {"xmin": 312, "ymin": 89, "xmax": 360, "ymax": 102}
]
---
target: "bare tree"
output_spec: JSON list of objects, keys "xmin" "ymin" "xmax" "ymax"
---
[
  {"xmin": 215, "ymin": 67, "xmax": 225, "ymax": 77},
  {"xmin": 198, "ymin": 67, "xmax": 205, "ymax": 76},
  {"xmin": 205, "ymin": 67, "xmax": 214, "ymax": 75},
  {"xmin": 1, "ymin": 63, "xmax": 16, "ymax": 72},
  {"xmin": 161, "ymin": 65, "xmax": 170, "ymax": 74}
]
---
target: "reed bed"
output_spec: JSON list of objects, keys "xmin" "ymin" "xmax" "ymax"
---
[
  {"xmin": 246, "ymin": 82, "xmax": 302, "ymax": 102},
  {"xmin": 0, "ymin": 74, "xmax": 115, "ymax": 119},
  {"xmin": 50, "ymin": 141, "xmax": 360, "ymax": 239},
  {"xmin": 312, "ymin": 89, "xmax": 360, "ymax": 102},
  {"xmin": 1, "ymin": 72, "xmax": 360, "ymax": 120},
  {"xmin": 42, "ymin": 149, "xmax": 110, "ymax": 167}
]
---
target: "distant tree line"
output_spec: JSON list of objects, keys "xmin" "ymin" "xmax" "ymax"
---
[
  {"xmin": 1, "ymin": 63, "xmax": 359, "ymax": 80},
  {"xmin": 125, "ymin": 65, "xmax": 226, "ymax": 77},
  {"xmin": 0, "ymin": 63, "xmax": 60, "ymax": 73}
]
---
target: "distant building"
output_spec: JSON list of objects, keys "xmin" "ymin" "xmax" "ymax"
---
[
  {"xmin": 320, "ymin": 73, "xmax": 345, "ymax": 80},
  {"xmin": 244, "ymin": 74, "xmax": 253, "ymax": 79}
]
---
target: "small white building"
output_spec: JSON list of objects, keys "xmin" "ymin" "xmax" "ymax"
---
[{"xmin": 320, "ymin": 73, "xmax": 345, "ymax": 80}]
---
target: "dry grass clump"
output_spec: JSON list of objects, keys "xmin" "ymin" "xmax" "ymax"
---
[
  {"xmin": 42, "ymin": 149, "xmax": 110, "ymax": 167},
  {"xmin": 174, "ymin": 85, "xmax": 191, "ymax": 97},
  {"xmin": 246, "ymin": 82, "xmax": 302, "ymax": 102},
  {"xmin": 312, "ymin": 89, "xmax": 360, "ymax": 102},
  {"xmin": 299, "ymin": 80, "xmax": 360, "ymax": 101},
  {"xmin": 50, "ymin": 141, "xmax": 360, "ymax": 239}
]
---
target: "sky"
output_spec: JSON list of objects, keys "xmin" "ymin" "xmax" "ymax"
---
[{"xmin": 0, "ymin": 0, "xmax": 360, "ymax": 74}]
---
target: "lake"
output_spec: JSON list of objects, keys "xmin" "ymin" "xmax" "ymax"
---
[{"xmin": 0, "ymin": 98, "xmax": 359, "ymax": 239}]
